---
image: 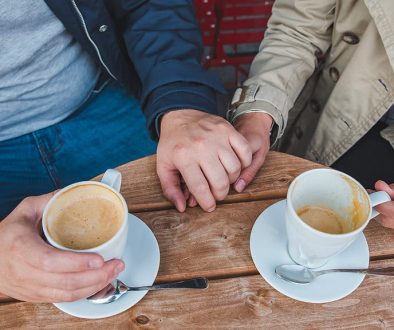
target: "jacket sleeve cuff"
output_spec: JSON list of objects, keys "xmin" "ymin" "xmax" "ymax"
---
[
  {"xmin": 141, "ymin": 60, "xmax": 226, "ymax": 102},
  {"xmin": 144, "ymin": 81, "xmax": 223, "ymax": 139}
]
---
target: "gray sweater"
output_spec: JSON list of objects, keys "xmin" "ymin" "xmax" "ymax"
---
[{"xmin": 0, "ymin": 0, "xmax": 100, "ymax": 141}]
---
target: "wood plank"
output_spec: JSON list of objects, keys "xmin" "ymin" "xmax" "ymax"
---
[
  {"xmin": 96, "ymin": 151, "xmax": 324, "ymax": 212},
  {"xmin": 0, "ymin": 199, "xmax": 277, "ymax": 305},
  {"xmin": 140, "ymin": 199, "xmax": 279, "ymax": 283},
  {"xmin": 2, "ymin": 199, "xmax": 394, "ymax": 303},
  {"xmin": 2, "ymin": 272, "xmax": 394, "ymax": 329}
]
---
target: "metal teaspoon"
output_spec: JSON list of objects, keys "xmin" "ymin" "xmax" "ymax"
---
[
  {"xmin": 87, "ymin": 277, "xmax": 209, "ymax": 304},
  {"xmin": 275, "ymin": 264, "xmax": 394, "ymax": 284}
]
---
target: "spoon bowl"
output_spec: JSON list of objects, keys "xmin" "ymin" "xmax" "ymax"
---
[{"xmin": 275, "ymin": 265, "xmax": 317, "ymax": 284}]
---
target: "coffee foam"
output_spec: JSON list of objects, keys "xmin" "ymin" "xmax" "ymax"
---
[{"xmin": 46, "ymin": 184, "xmax": 125, "ymax": 250}]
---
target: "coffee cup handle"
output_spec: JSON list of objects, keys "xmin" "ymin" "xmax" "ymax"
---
[
  {"xmin": 101, "ymin": 169, "xmax": 122, "ymax": 192},
  {"xmin": 369, "ymin": 191, "xmax": 391, "ymax": 219}
]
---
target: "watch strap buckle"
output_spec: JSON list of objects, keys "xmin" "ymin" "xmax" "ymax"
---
[{"xmin": 227, "ymin": 84, "xmax": 260, "ymax": 121}]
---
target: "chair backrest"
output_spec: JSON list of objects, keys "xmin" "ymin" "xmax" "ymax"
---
[
  {"xmin": 194, "ymin": 0, "xmax": 274, "ymax": 86},
  {"xmin": 214, "ymin": 0, "xmax": 274, "ymax": 62}
]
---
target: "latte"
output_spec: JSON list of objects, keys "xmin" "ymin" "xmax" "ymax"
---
[{"xmin": 46, "ymin": 184, "xmax": 124, "ymax": 250}]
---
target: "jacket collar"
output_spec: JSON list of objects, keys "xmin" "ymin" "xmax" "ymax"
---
[{"xmin": 364, "ymin": 0, "xmax": 394, "ymax": 73}]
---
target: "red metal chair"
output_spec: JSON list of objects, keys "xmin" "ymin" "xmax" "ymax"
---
[{"xmin": 195, "ymin": 0, "xmax": 274, "ymax": 87}]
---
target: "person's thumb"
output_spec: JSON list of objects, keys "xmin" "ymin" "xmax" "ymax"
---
[
  {"xmin": 157, "ymin": 166, "xmax": 186, "ymax": 212},
  {"xmin": 14, "ymin": 191, "xmax": 57, "ymax": 224},
  {"xmin": 234, "ymin": 148, "xmax": 267, "ymax": 193},
  {"xmin": 375, "ymin": 180, "xmax": 394, "ymax": 200}
]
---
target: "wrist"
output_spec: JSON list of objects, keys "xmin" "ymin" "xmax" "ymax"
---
[
  {"xmin": 160, "ymin": 109, "xmax": 207, "ymax": 133},
  {"xmin": 234, "ymin": 112, "xmax": 273, "ymax": 133},
  {"xmin": 160, "ymin": 110, "xmax": 182, "ymax": 134}
]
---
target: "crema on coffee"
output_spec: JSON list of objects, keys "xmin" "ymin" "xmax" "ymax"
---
[{"xmin": 46, "ymin": 184, "xmax": 124, "ymax": 250}]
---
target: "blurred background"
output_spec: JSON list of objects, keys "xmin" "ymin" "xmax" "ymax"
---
[{"xmin": 194, "ymin": 0, "xmax": 274, "ymax": 114}]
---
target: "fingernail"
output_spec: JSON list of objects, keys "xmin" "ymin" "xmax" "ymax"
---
[
  {"xmin": 207, "ymin": 206, "xmax": 216, "ymax": 212},
  {"xmin": 235, "ymin": 179, "xmax": 246, "ymax": 192},
  {"xmin": 176, "ymin": 201, "xmax": 186, "ymax": 213},
  {"xmin": 89, "ymin": 258, "xmax": 103, "ymax": 269},
  {"xmin": 114, "ymin": 262, "xmax": 125, "ymax": 274}
]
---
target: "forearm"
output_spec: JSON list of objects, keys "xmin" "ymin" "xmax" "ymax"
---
[
  {"xmin": 119, "ymin": 0, "xmax": 225, "ymax": 138},
  {"xmin": 241, "ymin": 0, "xmax": 335, "ymax": 137}
]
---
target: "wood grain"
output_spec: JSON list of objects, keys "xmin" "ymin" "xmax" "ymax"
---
[
  {"xmin": 2, "ymin": 152, "xmax": 393, "ymax": 329},
  {"xmin": 137, "ymin": 200, "xmax": 394, "ymax": 283},
  {"xmin": 97, "ymin": 151, "xmax": 324, "ymax": 212},
  {"xmin": 2, "ymin": 273, "xmax": 394, "ymax": 329},
  {"xmin": 139, "ymin": 199, "xmax": 279, "ymax": 282},
  {"xmin": 2, "ymin": 200, "xmax": 394, "ymax": 303}
]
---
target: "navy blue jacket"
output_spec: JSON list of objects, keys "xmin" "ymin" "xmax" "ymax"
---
[{"xmin": 44, "ymin": 0, "xmax": 225, "ymax": 138}]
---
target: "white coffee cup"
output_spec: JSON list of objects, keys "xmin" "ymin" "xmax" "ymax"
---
[
  {"xmin": 42, "ymin": 169, "xmax": 128, "ymax": 261},
  {"xmin": 286, "ymin": 169, "xmax": 391, "ymax": 268}
]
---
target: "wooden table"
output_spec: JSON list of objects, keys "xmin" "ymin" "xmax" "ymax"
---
[{"xmin": 1, "ymin": 151, "xmax": 394, "ymax": 329}]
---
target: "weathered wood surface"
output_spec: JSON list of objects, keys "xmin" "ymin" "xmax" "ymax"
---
[
  {"xmin": 1, "ymin": 152, "xmax": 393, "ymax": 329},
  {"xmin": 1, "ymin": 200, "xmax": 394, "ymax": 303},
  {"xmin": 2, "ymin": 263, "xmax": 394, "ymax": 330},
  {"xmin": 98, "ymin": 152, "xmax": 323, "ymax": 212},
  {"xmin": 136, "ymin": 201, "xmax": 394, "ymax": 283}
]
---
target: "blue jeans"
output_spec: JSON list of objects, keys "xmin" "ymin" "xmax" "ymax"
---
[{"xmin": 0, "ymin": 82, "xmax": 157, "ymax": 219}]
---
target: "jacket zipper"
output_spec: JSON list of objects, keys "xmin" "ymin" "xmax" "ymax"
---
[{"xmin": 71, "ymin": 0, "xmax": 118, "ymax": 81}]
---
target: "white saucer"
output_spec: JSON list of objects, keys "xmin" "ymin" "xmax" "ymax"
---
[
  {"xmin": 250, "ymin": 200, "xmax": 369, "ymax": 303},
  {"xmin": 54, "ymin": 213, "xmax": 160, "ymax": 319}
]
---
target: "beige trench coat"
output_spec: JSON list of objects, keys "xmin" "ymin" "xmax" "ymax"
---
[{"xmin": 243, "ymin": 0, "xmax": 394, "ymax": 165}]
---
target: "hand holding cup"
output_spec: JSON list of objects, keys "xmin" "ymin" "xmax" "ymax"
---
[
  {"xmin": 0, "ymin": 193, "xmax": 124, "ymax": 303},
  {"xmin": 373, "ymin": 181, "xmax": 394, "ymax": 229}
]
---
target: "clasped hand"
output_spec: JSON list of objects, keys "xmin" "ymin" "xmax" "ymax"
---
[
  {"xmin": 157, "ymin": 110, "xmax": 394, "ymax": 229},
  {"xmin": 157, "ymin": 110, "xmax": 272, "ymax": 212}
]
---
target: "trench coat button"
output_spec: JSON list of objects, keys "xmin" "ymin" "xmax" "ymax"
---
[
  {"xmin": 329, "ymin": 67, "xmax": 340, "ymax": 82},
  {"xmin": 99, "ymin": 25, "xmax": 108, "ymax": 32},
  {"xmin": 314, "ymin": 49, "xmax": 324, "ymax": 61},
  {"xmin": 310, "ymin": 99, "xmax": 320, "ymax": 113},
  {"xmin": 295, "ymin": 126, "xmax": 303, "ymax": 139},
  {"xmin": 342, "ymin": 32, "xmax": 359, "ymax": 45}
]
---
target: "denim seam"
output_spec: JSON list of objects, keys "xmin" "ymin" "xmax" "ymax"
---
[
  {"xmin": 52, "ymin": 127, "xmax": 65, "ymax": 154},
  {"xmin": 31, "ymin": 132, "xmax": 61, "ymax": 189}
]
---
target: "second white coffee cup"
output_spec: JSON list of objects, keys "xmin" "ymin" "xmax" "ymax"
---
[{"xmin": 286, "ymin": 169, "xmax": 390, "ymax": 268}]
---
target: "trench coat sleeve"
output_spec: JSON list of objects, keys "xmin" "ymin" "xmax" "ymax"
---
[{"xmin": 241, "ymin": 0, "xmax": 335, "ymax": 140}]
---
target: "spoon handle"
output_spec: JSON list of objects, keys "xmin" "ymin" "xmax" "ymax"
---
[
  {"xmin": 318, "ymin": 267, "xmax": 394, "ymax": 276},
  {"xmin": 128, "ymin": 277, "xmax": 208, "ymax": 291},
  {"xmin": 366, "ymin": 267, "xmax": 394, "ymax": 276}
]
